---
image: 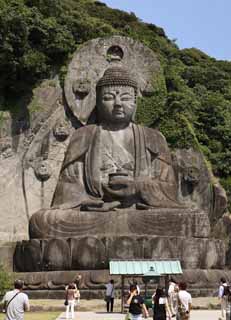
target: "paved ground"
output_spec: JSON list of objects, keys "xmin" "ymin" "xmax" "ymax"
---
[
  {"xmin": 30, "ymin": 297, "xmax": 220, "ymax": 312},
  {"xmin": 56, "ymin": 310, "xmax": 221, "ymax": 320}
]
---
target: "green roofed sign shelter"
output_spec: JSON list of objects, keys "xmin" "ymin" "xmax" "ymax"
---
[
  {"xmin": 110, "ymin": 259, "xmax": 182, "ymax": 276},
  {"xmin": 109, "ymin": 259, "xmax": 182, "ymax": 312}
]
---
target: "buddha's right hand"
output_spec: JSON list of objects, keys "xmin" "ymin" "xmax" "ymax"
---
[
  {"xmin": 82, "ymin": 200, "xmax": 120, "ymax": 212},
  {"xmin": 81, "ymin": 198, "xmax": 104, "ymax": 209},
  {"xmin": 81, "ymin": 198, "xmax": 121, "ymax": 211}
]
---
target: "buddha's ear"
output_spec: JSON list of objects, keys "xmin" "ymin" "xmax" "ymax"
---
[{"xmin": 131, "ymin": 104, "xmax": 137, "ymax": 122}]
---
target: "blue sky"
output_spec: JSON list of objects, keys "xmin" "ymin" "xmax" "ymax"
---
[{"xmin": 103, "ymin": 0, "xmax": 231, "ymax": 61}]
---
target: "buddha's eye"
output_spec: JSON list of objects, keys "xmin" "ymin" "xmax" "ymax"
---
[
  {"xmin": 103, "ymin": 94, "xmax": 114, "ymax": 101},
  {"xmin": 121, "ymin": 95, "xmax": 133, "ymax": 101}
]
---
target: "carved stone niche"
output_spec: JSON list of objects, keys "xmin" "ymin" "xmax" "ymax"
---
[
  {"xmin": 0, "ymin": 139, "xmax": 13, "ymax": 159},
  {"xmin": 34, "ymin": 160, "xmax": 52, "ymax": 182},
  {"xmin": 53, "ymin": 120, "xmax": 70, "ymax": 142}
]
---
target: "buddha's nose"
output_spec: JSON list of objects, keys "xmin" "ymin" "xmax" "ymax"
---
[{"xmin": 114, "ymin": 96, "xmax": 122, "ymax": 108}]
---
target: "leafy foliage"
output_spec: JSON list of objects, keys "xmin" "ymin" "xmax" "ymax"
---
[
  {"xmin": 0, "ymin": 265, "xmax": 12, "ymax": 296},
  {"xmin": 0, "ymin": 0, "xmax": 230, "ymax": 208}
]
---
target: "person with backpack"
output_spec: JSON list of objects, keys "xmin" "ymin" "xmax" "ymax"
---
[{"xmin": 218, "ymin": 277, "xmax": 229, "ymax": 319}]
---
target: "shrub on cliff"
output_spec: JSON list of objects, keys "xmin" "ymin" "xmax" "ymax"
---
[{"xmin": 0, "ymin": 265, "xmax": 12, "ymax": 296}]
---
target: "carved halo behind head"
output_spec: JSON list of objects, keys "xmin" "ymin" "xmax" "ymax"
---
[{"xmin": 64, "ymin": 36, "xmax": 160, "ymax": 125}]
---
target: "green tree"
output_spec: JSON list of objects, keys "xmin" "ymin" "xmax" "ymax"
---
[{"xmin": 0, "ymin": 265, "xmax": 12, "ymax": 296}]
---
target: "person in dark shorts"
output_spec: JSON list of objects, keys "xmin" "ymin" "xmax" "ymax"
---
[{"xmin": 126, "ymin": 284, "xmax": 149, "ymax": 320}]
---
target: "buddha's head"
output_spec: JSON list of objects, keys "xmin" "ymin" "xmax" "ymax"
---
[{"xmin": 96, "ymin": 66, "xmax": 138, "ymax": 126}]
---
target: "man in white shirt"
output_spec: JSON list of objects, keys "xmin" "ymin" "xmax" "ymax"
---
[
  {"xmin": 177, "ymin": 282, "xmax": 192, "ymax": 319},
  {"xmin": 2, "ymin": 279, "xmax": 30, "ymax": 320},
  {"xmin": 218, "ymin": 277, "xmax": 228, "ymax": 319}
]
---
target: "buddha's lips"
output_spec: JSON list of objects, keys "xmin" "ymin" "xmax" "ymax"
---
[{"xmin": 113, "ymin": 110, "xmax": 124, "ymax": 116}]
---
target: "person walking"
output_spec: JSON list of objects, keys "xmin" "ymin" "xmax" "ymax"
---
[
  {"xmin": 2, "ymin": 279, "xmax": 30, "ymax": 320},
  {"xmin": 65, "ymin": 282, "xmax": 79, "ymax": 319},
  {"xmin": 153, "ymin": 287, "xmax": 172, "ymax": 320},
  {"xmin": 127, "ymin": 284, "xmax": 149, "ymax": 320},
  {"xmin": 105, "ymin": 279, "xmax": 115, "ymax": 312},
  {"xmin": 177, "ymin": 282, "xmax": 192, "ymax": 320},
  {"xmin": 218, "ymin": 277, "xmax": 228, "ymax": 319}
]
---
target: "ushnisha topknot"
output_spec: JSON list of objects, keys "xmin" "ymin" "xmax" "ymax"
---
[{"xmin": 96, "ymin": 65, "xmax": 138, "ymax": 90}]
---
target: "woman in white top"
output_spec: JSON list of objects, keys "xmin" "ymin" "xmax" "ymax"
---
[
  {"xmin": 65, "ymin": 282, "xmax": 80, "ymax": 319},
  {"xmin": 153, "ymin": 287, "xmax": 172, "ymax": 320}
]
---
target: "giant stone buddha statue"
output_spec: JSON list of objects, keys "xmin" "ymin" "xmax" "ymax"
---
[
  {"xmin": 51, "ymin": 65, "xmax": 179, "ymax": 211},
  {"xmin": 29, "ymin": 64, "xmax": 181, "ymax": 238},
  {"xmin": 21, "ymin": 37, "xmax": 227, "ymax": 272}
]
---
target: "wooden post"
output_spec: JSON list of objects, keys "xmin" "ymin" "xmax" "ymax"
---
[
  {"xmin": 121, "ymin": 275, "xmax": 125, "ymax": 313},
  {"xmin": 165, "ymin": 275, "xmax": 169, "ymax": 295}
]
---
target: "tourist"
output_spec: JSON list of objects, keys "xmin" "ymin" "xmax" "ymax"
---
[
  {"xmin": 105, "ymin": 279, "xmax": 115, "ymax": 312},
  {"xmin": 176, "ymin": 282, "xmax": 192, "ymax": 320},
  {"xmin": 2, "ymin": 279, "xmax": 30, "ymax": 320},
  {"xmin": 133, "ymin": 281, "xmax": 141, "ymax": 295},
  {"xmin": 129, "ymin": 281, "xmax": 140, "ymax": 295},
  {"xmin": 152, "ymin": 287, "xmax": 172, "ymax": 320},
  {"xmin": 74, "ymin": 274, "xmax": 82, "ymax": 289},
  {"xmin": 168, "ymin": 278, "xmax": 178, "ymax": 316},
  {"xmin": 218, "ymin": 277, "xmax": 228, "ymax": 319},
  {"xmin": 127, "ymin": 284, "xmax": 149, "ymax": 320},
  {"xmin": 65, "ymin": 282, "xmax": 79, "ymax": 319}
]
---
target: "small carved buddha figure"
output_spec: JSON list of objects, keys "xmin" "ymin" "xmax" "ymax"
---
[{"xmin": 52, "ymin": 65, "xmax": 179, "ymax": 211}]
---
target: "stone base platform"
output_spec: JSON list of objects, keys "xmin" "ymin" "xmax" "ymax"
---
[
  {"xmin": 15, "ymin": 208, "xmax": 225, "ymax": 271},
  {"xmin": 14, "ymin": 235, "xmax": 225, "ymax": 272},
  {"xmin": 15, "ymin": 208, "xmax": 225, "ymax": 272},
  {"xmin": 16, "ymin": 269, "xmax": 231, "ymax": 299}
]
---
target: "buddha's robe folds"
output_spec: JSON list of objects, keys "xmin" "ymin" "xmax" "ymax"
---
[{"xmin": 52, "ymin": 124, "xmax": 179, "ymax": 209}]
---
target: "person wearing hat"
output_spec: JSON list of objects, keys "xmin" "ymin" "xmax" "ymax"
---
[{"xmin": 2, "ymin": 279, "xmax": 30, "ymax": 320}]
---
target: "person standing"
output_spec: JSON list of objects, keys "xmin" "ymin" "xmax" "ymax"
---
[
  {"xmin": 127, "ymin": 284, "xmax": 149, "ymax": 320},
  {"xmin": 65, "ymin": 282, "xmax": 78, "ymax": 319},
  {"xmin": 74, "ymin": 274, "xmax": 82, "ymax": 291},
  {"xmin": 153, "ymin": 287, "xmax": 172, "ymax": 320},
  {"xmin": 218, "ymin": 277, "xmax": 228, "ymax": 319},
  {"xmin": 105, "ymin": 279, "xmax": 115, "ymax": 313},
  {"xmin": 168, "ymin": 278, "xmax": 178, "ymax": 317},
  {"xmin": 2, "ymin": 279, "xmax": 30, "ymax": 320},
  {"xmin": 177, "ymin": 282, "xmax": 192, "ymax": 320}
]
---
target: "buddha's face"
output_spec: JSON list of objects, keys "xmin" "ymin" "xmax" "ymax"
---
[{"xmin": 97, "ymin": 85, "xmax": 136, "ymax": 125}]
